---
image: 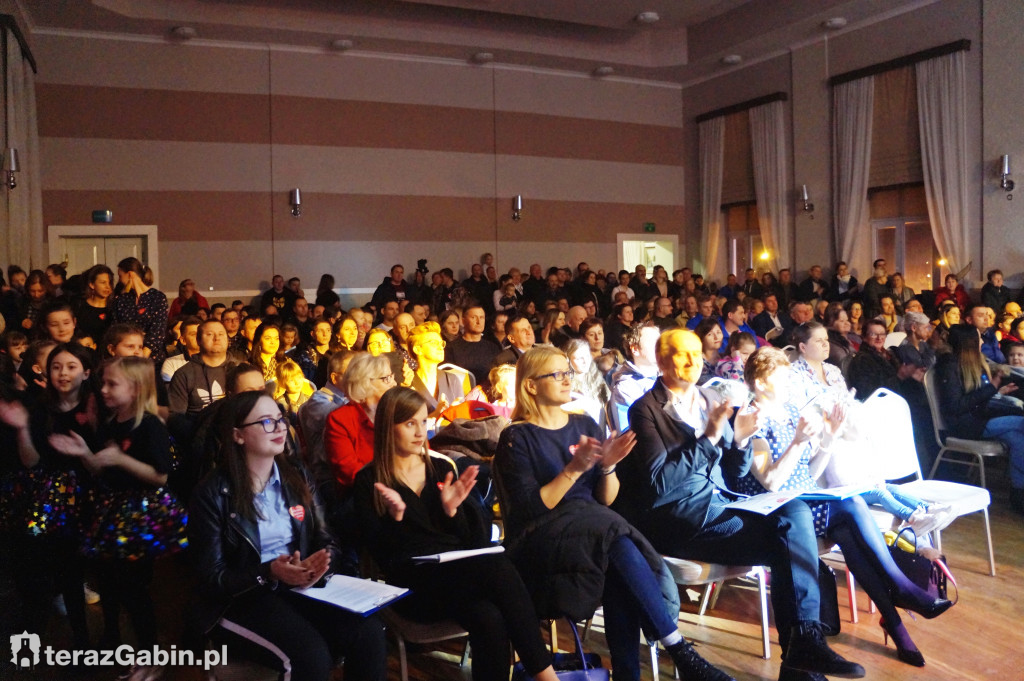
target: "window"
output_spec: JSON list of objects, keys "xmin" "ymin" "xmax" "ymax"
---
[
  {"xmin": 869, "ymin": 185, "xmax": 939, "ymax": 293},
  {"xmin": 724, "ymin": 203, "xmax": 763, "ymax": 278}
]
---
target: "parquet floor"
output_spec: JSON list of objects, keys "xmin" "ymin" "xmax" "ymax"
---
[{"xmin": 2, "ymin": 490, "xmax": 1020, "ymax": 681}]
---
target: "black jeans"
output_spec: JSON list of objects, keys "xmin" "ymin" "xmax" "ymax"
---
[
  {"xmin": 218, "ymin": 587, "xmax": 387, "ymax": 681},
  {"xmin": 96, "ymin": 557, "xmax": 157, "ymax": 648},
  {"xmin": 655, "ymin": 498, "xmax": 821, "ymax": 652}
]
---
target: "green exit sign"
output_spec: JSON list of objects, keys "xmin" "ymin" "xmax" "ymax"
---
[{"xmin": 643, "ymin": 222, "xmax": 656, "ymax": 233}]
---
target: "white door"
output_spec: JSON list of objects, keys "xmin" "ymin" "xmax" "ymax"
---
[
  {"xmin": 58, "ymin": 236, "xmax": 146, "ymax": 276},
  {"xmin": 619, "ymin": 238, "xmax": 676, "ymax": 273}
]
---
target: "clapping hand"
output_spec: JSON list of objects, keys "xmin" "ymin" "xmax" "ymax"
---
[
  {"xmin": 822, "ymin": 401, "xmax": 847, "ymax": 438},
  {"xmin": 271, "ymin": 549, "xmax": 331, "ymax": 588},
  {"xmin": 597, "ymin": 430, "xmax": 637, "ymax": 469},
  {"xmin": 48, "ymin": 430, "xmax": 92, "ymax": 457},
  {"xmin": 439, "ymin": 466, "xmax": 479, "ymax": 517},
  {"xmin": 733, "ymin": 403, "xmax": 763, "ymax": 443},
  {"xmin": 0, "ymin": 399, "xmax": 29, "ymax": 430},
  {"xmin": 791, "ymin": 416, "xmax": 823, "ymax": 445},
  {"xmin": 703, "ymin": 399, "xmax": 733, "ymax": 444},
  {"xmin": 374, "ymin": 482, "xmax": 407, "ymax": 522}
]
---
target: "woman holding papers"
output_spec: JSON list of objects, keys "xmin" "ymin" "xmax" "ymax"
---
[
  {"xmin": 188, "ymin": 391, "xmax": 387, "ymax": 681},
  {"xmin": 735, "ymin": 346, "xmax": 952, "ymax": 667},
  {"xmin": 353, "ymin": 386, "xmax": 560, "ymax": 681},
  {"xmin": 495, "ymin": 345, "xmax": 733, "ymax": 681}
]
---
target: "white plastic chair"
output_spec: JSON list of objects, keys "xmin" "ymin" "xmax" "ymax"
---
[
  {"xmin": 870, "ymin": 387, "xmax": 997, "ymax": 576},
  {"xmin": 923, "ymin": 369, "xmax": 1007, "ymax": 489}
]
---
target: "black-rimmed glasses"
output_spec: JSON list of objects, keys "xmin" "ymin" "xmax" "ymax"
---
[
  {"xmin": 534, "ymin": 369, "xmax": 575, "ymax": 382},
  {"xmin": 240, "ymin": 416, "xmax": 289, "ymax": 433}
]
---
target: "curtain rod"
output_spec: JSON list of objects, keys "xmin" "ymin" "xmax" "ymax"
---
[
  {"xmin": 829, "ymin": 39, "xmax": 969, "ymax": 87},
  {"xmin": 0, "ymin": 15, "xmax": 37, "ymax": 74},
  {"xmin": 695, "ymin": 92, "xmax": 787, "ymax": 124}
]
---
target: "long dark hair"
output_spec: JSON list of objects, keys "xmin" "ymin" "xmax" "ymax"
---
[
  {"xmin": 219, "ymin": 391, "xmax": 312, "ymax": 522},
  {"xmin": 948, "ymin": 324, "xmax": 988, "ymax": 393},
  {"xmin": 249, "ymin": 322, "xmax": 283, "ymax": 366},
  {"xmin": 371, "ymin": 387, "xmax": 433, "ymax": 516},
  {"xmin": 44, "ymin": 342, "xmax": 95, "ymax": 409}
]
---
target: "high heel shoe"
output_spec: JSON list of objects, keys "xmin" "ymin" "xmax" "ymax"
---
[
  {"xmin": 880, "ymin": 618, "xmax": 925, "ymax": 667},
  {"xmin": 893, "ymin": 596, "xmax": 953, "ymax": 620}
]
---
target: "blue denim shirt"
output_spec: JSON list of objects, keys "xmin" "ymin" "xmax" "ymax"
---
[{"xmin": 255, "ymin": 463, "xmax": 293, "ymax": 562}]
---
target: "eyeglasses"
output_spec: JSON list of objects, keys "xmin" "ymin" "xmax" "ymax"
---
[
  {"xmin": 367, "ymin": 340, "xmax": 392, "ymax": 350},
  {"xmin": 375, "ymin": 374, "xmax": 396, "ymax": 384},
  {"xmin": 422, "ymin": 338, "xmax": 445, "ymax": 348},
  {"xmin": 240, "ymin": 416, "xmax": 289, "ymax": 433},
  {"xmin": 534, "ymin": 369, "xmax": 575, "ymax": 382}
]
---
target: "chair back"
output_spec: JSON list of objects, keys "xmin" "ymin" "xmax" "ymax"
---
[
  {"xmin": 782, "ymin": 345, "xmax": 798, "ymax": 363},
  {"xmin": 765, "ymin": 327, "xmax": 783, "ymax": 342},
  {"xmin": 884, "ymin": 331, "xmax": 907, "ymax": 348},
  {"xmin": 859, "ymin": 388, "xmax": 922, "ymax": 481},
  {"xmin": 438, "ymin": 363, "xmax": 476, "ymax": 390},
  {"xmin": 923, "ymin": 369, "xmax": 948, "ymax": 448}
]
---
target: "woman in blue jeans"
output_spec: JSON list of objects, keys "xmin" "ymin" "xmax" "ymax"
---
[
  {"xmin": 736, "ymin": 347, "xmax": 953, "ymax": 669},
  {"xmin": 494, "ymin": 346, "xmax": 732, "ymax": 681},
  {"xmin": 935, "ymin": 324, "xmax": 1024, "ymax": 512}
]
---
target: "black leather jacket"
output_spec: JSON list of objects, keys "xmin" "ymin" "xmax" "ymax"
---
[{"xmin": 188, "ymin": 464, "xmax": 339, "ymax": 633}]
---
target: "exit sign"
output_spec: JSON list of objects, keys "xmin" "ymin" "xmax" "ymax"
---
[{"xmin": 643, "ymin": 222, "xmax": 656, "ymax": 232}]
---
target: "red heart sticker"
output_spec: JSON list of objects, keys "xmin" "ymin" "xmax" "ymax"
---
[
  {"xmin": 120, "ymin": 438, "xmax": 132, "ymax": 452},
  {"xmin": 138, "ymin": 308, "xmax": 146, "ymax": 314},
  {"xmin": 288, "ymin": 505, "xmax": 305, "ymax": 522},
  {"xmin": 74, "ymin": 412, "xmax": 89, "ymax": 426},
  {"xmin": 568, "ymin": 444, "xmax": 579, "ymax": 455},
  {"xmin": 98, "ymin": 313, "xmax": 106, "ymax": 320}
]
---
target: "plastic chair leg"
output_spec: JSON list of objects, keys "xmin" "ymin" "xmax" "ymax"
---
[
  {"xmin": 983, "ymin": 507, "xmax": 996, "ymax": 576},
  {"xmin": 755, "ymin": 567, "xmax": 770, "ymax": 660}
]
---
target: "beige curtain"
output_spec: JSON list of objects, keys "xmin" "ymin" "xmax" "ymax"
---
[
  {"xmin": 832, "ymin": 77, "xmax": 874, "ymax": 274},
  {"xmin": 0, "ymin": 27, "xmax": 43, "ymax": 272},
  {"xmin": 698, "ymin": 117, "xmax": 726, "ymax": 282},
  {"xmin": 749, "ymin": 100, "xmax": 791, "ymax": 272},
  {"xmin": 916, "ymin": 51, "xmax": 969, "ymax": 274},
  {"xmin": 870, "ymin": 67, "xmax": 922, "ymax": 187}
]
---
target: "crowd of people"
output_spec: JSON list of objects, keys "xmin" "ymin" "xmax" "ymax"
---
[{"xmin": 0, "ymin": 251, "xmax": 1020, "ymax": 681}]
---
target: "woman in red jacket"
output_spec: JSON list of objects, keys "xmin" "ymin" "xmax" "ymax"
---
[{"xmin": 323, "ymin": 353, "xmax": 395, "ymax": 493}]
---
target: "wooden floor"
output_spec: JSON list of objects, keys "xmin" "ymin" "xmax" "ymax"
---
[{"xmin": 2, "ymin": 490, "xmax": 1021, "ymax": 680}]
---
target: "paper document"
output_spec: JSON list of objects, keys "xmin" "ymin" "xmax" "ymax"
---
[
  {"xmin": 799, "ymin": 483, "xmax": 876, "ymax": 500},
  {"xmin": 412, "ymin": 545, "xmax": 505, "ymax": 564},
  {"xmin": 294, "ymin": 574, "xmax": 408, "ymax": 616},
  {"xmin": 725, "ymin": 490, "xmax": 804, "ymax": 515}
]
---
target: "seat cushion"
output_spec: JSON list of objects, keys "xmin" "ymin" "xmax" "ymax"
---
[
  {"xmin": 945, "ymin": 437, "xmax": 1007, "ymax": 455},
  {"xmin": 661, "ymin": 556, "xmax": 753, "ymax": 585}
]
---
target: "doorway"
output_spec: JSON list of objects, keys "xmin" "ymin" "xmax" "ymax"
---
[
  {"xmin": 617, "ymin": 233, "xmax": 679, "ymax": 275},
  {"xmin": 48, "ymin": 225, "xmax": 160, "ymax": 287},
  {"xmin": 870, "ymin": 218, "xmax": 936, "ymax": 294}
]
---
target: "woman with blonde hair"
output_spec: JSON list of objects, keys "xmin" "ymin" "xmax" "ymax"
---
[
  {"xmin": 354, "ymin": 386, "xmax": 560, "ymax": 681},
  {"xmin": 494, "ymin": 346, "xmax": 728, "ymax": 681},
  {"xmin": 113, "ymin": 257, "xmax": 168, "ymax": 361}
]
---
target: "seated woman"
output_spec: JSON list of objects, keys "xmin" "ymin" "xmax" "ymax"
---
[
  {"xmin": 695, "ymin": 316, "xmax": 722, "ymax": 385},
  {"xmin": 715, "ymin": 331, "xmax": 756, "ymax": 382},
  {"xmin": 353, "ymin": 387, "xmax": 559, "ymax": 681},
  {"xmin": 249, "ymin": 322, "xmax": 282, "ymax": 385},
  {"xmin": 936, "ymin": 324, "xmax": 1024, "ymax": 513},
  {"xmin": 823, "ymin": 302, "xmax": 856, "ymax": 371},
  {"xmin": 844, "ymin": 299, "xmax": 865, "ymax": 343},
  {"xmin": 538, "ymin": 308, "xmax": 565, "ymax": 346},
  {"xmin": 438, "ymin": 310, "xmax": 462, "ymax": 344},
  {"xmin": 407, "ymin": 322, "xmax": 470, "ymax": 420},
  {"xmin": 494, "ymin": 345, "xmax": 730, "ymax": 681},
  {"xmin": 188, "ymin": 391, "xmax": 386, "ymax": 681},
  {"xmin": 580, "ymin": 316, "xmax": 620, "ymax": 378},
  {"xmin": 564, "ymin": 338, "xmax": 611, "ymax": 429},
  {"xmin": 735, "ymin": 347, "xmax": 953, "ymax": 668},
  {"xmin": 323, "ymin": 353, "xmax": 395, "ymax": 495},
  {"xmin": 331, "ymin": 315, "xmax": 361, "ymax": 353},
  {"xmin": 899, "ymin": 312, "xmax": 937, "ymax": 370},
  {"xmin": 464, "ymin": 363, "xmax": 516, "ymax": 418}
]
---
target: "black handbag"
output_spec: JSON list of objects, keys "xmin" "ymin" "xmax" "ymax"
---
[
  {"xmin": 817, "ymin": 560, "xmax": 841, "ymax": 636},
  {"xmin": 886, "ymin": 528, "xmax": 958, "ymax": 604},
  {"xmin": 512, "ymin": 618, "xmax": 609, "ymax": 681}
]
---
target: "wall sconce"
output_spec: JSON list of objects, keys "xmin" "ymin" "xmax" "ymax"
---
[
  {"xmin": 289, "ymin": 188, "xmax": 301, "ymax": 217},
  {"xmin": 512, "ymin": 195, "xmax": 522, "ymax": 221},
  {"xmin": 4, "ymin": 148, "xmax": 19, "ymax": 189},
  {"xmin": 800, "ymin": 184, "xmax": 814, "ymax": 213},
  {"xmin": 1000, "ymin": 155, "xmax": 1014, "ymax": 192}
]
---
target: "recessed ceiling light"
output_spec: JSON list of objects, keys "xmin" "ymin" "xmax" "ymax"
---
[
  {"xmin": 471, "ymin": 52, "xmax": 494, "ymax": 64},
  {"xmin": 593, "ymin": 66, "xmax": 615, "ymax": 77},
  {"xmin": 721, "ymin": 54, "xmax": 743, "ymax": 65},
  {"xmin": 330, "ymin": 38, "xmax": 354, "ymax": 51},
  {"xmin": 635, "ymin": 11, "xmax": 660, "ymax": 24},
  {"xmin": 170, "ymin": 26, "xmax": 197, "ymax": 39},
  {"xmin": 822, "ymin": 17, "xmax": 848, "ymax": 29}
]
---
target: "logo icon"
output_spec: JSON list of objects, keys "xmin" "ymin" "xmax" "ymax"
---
[{"xmin": 10, "ymin": 631, "xmax": 40, "ymax": 670}]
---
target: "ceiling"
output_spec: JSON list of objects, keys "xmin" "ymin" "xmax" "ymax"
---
[{"xmin": 19, "ymin": 0, "xmax": 935, "ymax": 84}]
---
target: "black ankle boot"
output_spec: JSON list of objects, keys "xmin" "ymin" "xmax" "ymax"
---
[
  {"xmin": 665, "ymin": 639, "xmax": 735, "ymax": 681},
  {"xmin": 778, "ymin": 667, "xmax": 826, "ymax": 681},
  {"xmin": 782, "ymin": 621, "xmax": 865, "ymax": 679}
]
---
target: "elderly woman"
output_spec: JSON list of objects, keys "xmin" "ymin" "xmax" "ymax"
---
[
  {"xmin": 736, "ymin": 347, "xmax": 953, "ymax": 667},
  {"xmin": 323, "ymin": 353, "xmax": 395, "ymax": 494},
  {"xmin": 899, "ymin": 311, "xmax": 937, "ymax": 370}
]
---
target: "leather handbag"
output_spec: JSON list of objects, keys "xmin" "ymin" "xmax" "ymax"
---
[
  {"xmin": 886, "ymin": 527, "xmax": 958, "ymax": 604},
  {"xmin": 512, "ymin": 618, "xmax": 609, "ymax": 681}
]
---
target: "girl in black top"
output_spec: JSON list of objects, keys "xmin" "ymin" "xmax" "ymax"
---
[
  {"xmin": 0, "ymin": 342, "xmax": 98, "ymax": 648},
  {"xmin": 50, "ymin": 356, "xmax": 175, "ymax": 650},
  {"xmin": 75, "ymin": 264, "xmax": 115, "ymax": 346},
  {"xmin": 354, "ymin": 386, "xmax": 559, "ymax": 681}
]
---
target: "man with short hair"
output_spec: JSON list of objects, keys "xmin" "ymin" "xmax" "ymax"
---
[
  {"xmin": 521, "ymin": 263, "xmax": 545, "ymax": 304},
  {"xmin": 968, "ymin": 304, "xmax": 1005, "ymax": 363},
  {"xmin": 629, "ymin": 265, "xmax": 650, "ymax": 300},
  {"xmin": 375, "ymin": 300, "xmax": 400, "ymax": 332},
  {"xmin": 719, "ymin": 300, "xmax": 756, "ymax": 353},
  {"xmin": 652, "ymin": 297, "xmax": 677, "ymax": 332},
  {"xmin": 718, "ymin": 274, "xmax": 739, "ymax": 300},
  {"xmin": 161, "ymin": 316, "xmax": 202, "ymax": 382},
  {"xmin": 492, "ymin": 315, "xmax": 535, "ymax": 367},
  {"xmin": 797, "ymin": 265, "xmax": 830, "ymax": 303},
  {"xmin": 297, "ymin": 351, "xmax": 351, "ymax": 489},
  {"xmin": 169, "ymin": 319, "xmax": 230, "ymax": 416},
  {"xmin": 862, "ymin": 259, "xmax": 891, "ymax": 318},
  {"xmin": 685, "ymin": 295, "xmax": 717, "ymax": 330},
  {"xmin": 409, "ymin": 302, "xmax": 430, "ymax": 327},
  {"xmin": 551, "ymin": 305, "xmax": 587, "ymax": 347},
  {"xmin": 209, "ymin": 303, "xmax": 226, "ymax": 321},
  {"xmin": 462, "ymin": 263, "xmax": 493, "ymax": 308},
  {"xmin": 444, "ymin": 305, "xmax": 500, "ymax": 387},
  {"xmin": 750, "ymin": 292, "xmax": 785, "ymax": 339},
  {"xmin": 371, "ymin": 264, "xmax": 408, "ymax": 311},
  {"xmin": 740, "ymin": 268, "xmax": 763, "ymax": 299},
  {"xmin": 775, "ymin": 269, "xmax": 799, "ymax": 311},
  {"xmin": 617, "ymin": 329, "xmax": 865, "ymax": 681},
  {"xmin": 609, "ymin": 321, "xmax": 661, "ymax": 431},
  {"xmin": 610, "ymin": 270, "xmax": 636, "ymax": 304},
  {"xmin": 260, "ymin": 274, "xmax": 296, "ymax": 315},
  {"xmin": 291, "ymin": 296, "xmax": 313, "ymax": 339},
  {"xmin": 287, "ymin": 277, "xmax": 303, "ymax": 299},
  {"xmin": 392, "ymin": 312, "xmax": 418, "ymax": 370}
]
